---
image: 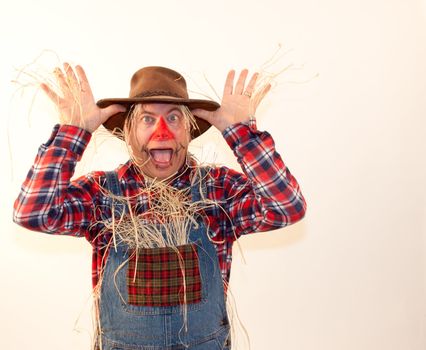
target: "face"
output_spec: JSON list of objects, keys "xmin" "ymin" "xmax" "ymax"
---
[{"xmin": 126, "ymin": 103, "xmax": 191, "ymax": 180}]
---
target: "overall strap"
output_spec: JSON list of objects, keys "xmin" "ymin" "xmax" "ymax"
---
[
  {"xmin": 190, "ymin": 167, "xmax": 208, "ymax": 203},
  {"xmin": 105, "ymin": 171, "xmax": 122, "ymax": 196},
  {"xmin": 105, "ymin": 171, "xmax": 125, "ymax": 217}
]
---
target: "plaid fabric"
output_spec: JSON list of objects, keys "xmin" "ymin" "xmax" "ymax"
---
[
  {"xmin": 13, "ymin": 122, "xmax": 307, "ymax": 292},
  {"xmin": 127, "ymin": 244, "xmax": 202, "ymax": 306}
]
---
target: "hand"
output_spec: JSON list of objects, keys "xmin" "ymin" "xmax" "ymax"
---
[
  {"xmin": 40, "ymin": 63, "xmax": 126, "ymax": 133},
  {"xmin": 192, "ymin": 69, "xmax": 271, "ymax": 132}
]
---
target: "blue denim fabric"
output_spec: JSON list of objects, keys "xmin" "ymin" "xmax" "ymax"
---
[{"xmin": 99, "ymin": 172, "xmax": 230, "ymax": 350}]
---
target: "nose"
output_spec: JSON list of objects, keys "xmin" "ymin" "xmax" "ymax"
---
[{"xmin": 149, "ymin": 116, "xmax": 175, "ymax": 141}]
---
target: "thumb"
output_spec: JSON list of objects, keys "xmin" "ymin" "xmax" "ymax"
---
[
  {"xmin": 100, "ymin": 104, "xmax": 127, "ymax": 123},
  {"xmin": 191, "ymin": 108, "xmax": 213, "ymax": 123}
]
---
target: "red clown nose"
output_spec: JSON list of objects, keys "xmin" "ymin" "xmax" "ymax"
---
[{"xmin": 149, "ymin": 117, "xmax": 175, "ymax": 141}]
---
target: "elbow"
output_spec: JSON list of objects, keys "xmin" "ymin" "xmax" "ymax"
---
[
  {"xmin": 13, "ymin": 208, "xmax": 33, "ymax": 231},
  {"xmin": 266, "ymin": 196, "xmax": 307, "ymax": 228},
  {"xmin": 289, "ymin": 196, "xmax": 307, "ymax": 224},
  {"xmin": 13, "ymin": 200, "xmax": 58, "ymax": 234},
  {"xmin": 12, "ymin": 199, "xmax": 29, "ymax": 229},
  {"xmin": 13, "ymin": 206, "xmax": 44, "ymax": 233},
  {"xmin": 293, "ymin": 196, "xmax": 307, "ymax": 223}
]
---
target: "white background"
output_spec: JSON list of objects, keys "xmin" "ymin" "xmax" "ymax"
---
[{"xmin": 1, "ymin": 0, "xmax": 425, "ymax": 349}]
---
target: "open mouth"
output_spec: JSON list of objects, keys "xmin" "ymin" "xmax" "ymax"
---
[{"xmin": 149, "ymin": 148, "xmax": 173, "ymax": 165}]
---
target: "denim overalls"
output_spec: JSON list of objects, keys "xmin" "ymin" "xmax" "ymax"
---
[{"xmin": 98, "ymin": 172, "xmax": 231, "ymax": 350}]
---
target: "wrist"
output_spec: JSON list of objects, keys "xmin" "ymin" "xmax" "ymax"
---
[{"xmin": 53, "ymin": 124, "xmax": 92, "ymax": 156}]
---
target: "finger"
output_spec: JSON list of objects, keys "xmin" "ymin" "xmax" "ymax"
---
[
  {"xmin": 75, "ymin": 65, "xmax": 93, "ymax": 96},
  {"xmin": 75, "ymin": 65, "xmax": 89, "ymax": 85},
  {"xmin": 63, "ymin": 62, "xmax": 79, "ymax": 88},
  {"xmin": 222, "ymin": 70, "xmax": 235, "ymax": 97},
  {"xmin": 100, "ymin": 104, "xmax": 127, "ymax": 123},
  {"xmin": 54, "ymin": 67, "xmax": 71, "ymax": 96},
  {"xmin": 234, "ymin": 69, "xmax": 248, "ymax": 95},
  {"xmin": 191, "ymin": 108, "xmax": 212, "ymax": 123},
  {"xmin": 40, "ymin": 83, "xmax": 61, "ymax": 104},
  {"xmin": 259, "ymin": 83, "xmax": 272, "ymax": 100},
  {"xmin": 244, "ymin": 72, "xmax": 259, "ymax": 94},
  {"xmin": 253, "ymin": 83, "xmax": 272, "ymax": 111}
]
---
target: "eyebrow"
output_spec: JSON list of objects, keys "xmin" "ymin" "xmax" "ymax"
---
[{"xmin": 139, "ymin": 106, "xmax": 182, "ymax": 115}]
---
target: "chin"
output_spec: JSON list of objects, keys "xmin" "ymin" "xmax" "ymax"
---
[
  {"xmin": 133, "ymin": 150, "xmax": 187, "ymax": 180},
  {"xmin": 140, "ymin": 163, "xmax": 180, "ymax": 181}
]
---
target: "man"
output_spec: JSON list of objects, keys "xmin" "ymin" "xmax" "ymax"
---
[{"xmin": 13, "ymin": 63, "xmax": 306, "ymax": 349}]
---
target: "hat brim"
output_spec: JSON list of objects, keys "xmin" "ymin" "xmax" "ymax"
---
[{"xmin": 97, "ymin": 96, "xmax": 220, "ymax": 139}]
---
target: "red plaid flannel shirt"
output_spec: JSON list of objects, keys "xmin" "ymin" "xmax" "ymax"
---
[{"xmin": 13, "ymin": 122, "xmax": 306, "ymax": 289}]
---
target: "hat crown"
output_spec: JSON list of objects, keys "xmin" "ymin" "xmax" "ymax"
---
[{"xmin": 129, "ymin": 66, "xmax": 189, "ymax": 100}]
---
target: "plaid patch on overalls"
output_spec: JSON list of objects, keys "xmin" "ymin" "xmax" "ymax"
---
[{"xmin": 127, "ymin": 243, "xmax": 202, "ymax": 306}]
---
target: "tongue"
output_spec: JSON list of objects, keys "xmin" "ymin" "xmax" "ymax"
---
[{"xmin": 150, "ymin": 149, "xmax": 173, "ymax": 163}]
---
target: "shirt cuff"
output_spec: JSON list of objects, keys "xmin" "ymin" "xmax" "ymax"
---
[
  {"xmin": 48, "ymin": 124, "xmax": 92, "ymax": 156},
  {"xmin": 222, "ymin": 122, "xmax": 259, "ymax": 150}
]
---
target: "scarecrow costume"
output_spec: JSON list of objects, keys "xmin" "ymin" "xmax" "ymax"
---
[{"xmin": 13, "ymin": 66, "xmax": 306, "ymax": 350}]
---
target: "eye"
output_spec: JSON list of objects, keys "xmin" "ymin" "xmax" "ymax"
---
[
  {"xmin": 141, "ymin": 115, "xmax": 155, "ymax": 124},
  {"xmin": 167, "ymin": 113, "xmax": 180, "ymax": 124}
]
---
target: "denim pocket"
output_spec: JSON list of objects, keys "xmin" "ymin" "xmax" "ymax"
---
[
  {"xmin": 110, "ymin": 239, "xmax": 211, "ymax": 315},
  {"xmin": 126, "ymin": 243, "xmax": 203, "ymax": 307}
]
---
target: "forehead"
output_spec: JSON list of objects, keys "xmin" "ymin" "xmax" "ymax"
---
[{"xmin": 135, "ymin": 103, "xmax": 183, "ymax": 115}]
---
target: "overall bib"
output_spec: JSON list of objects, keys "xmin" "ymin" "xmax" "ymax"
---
[{"xmin": 99, "ymin": 172, "xmax": 231, "ymax": 350}]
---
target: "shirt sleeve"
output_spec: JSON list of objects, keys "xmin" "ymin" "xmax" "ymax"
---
[
  {"xmin": 210, "ymin": 122, "xmax": 307, "ymax": 239},
  {"xmin": 12, "ymin": 124, "xmax": 99, "ymax": 237}
]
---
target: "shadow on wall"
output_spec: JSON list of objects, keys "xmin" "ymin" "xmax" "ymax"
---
[
  {"xmin": 11, "ymin": 217, "xmax": 308, "ymax": 256},
  {"xmin": 238, "ymin": 220, "xmax": 307, "ymax": 252},
  {"xmin": 11, "ymin": 224, "xmax": 90, "ymax": 256}
]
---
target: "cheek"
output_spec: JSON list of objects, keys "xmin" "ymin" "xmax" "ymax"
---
[
  {"xmin": 133, "ymin": 126, "xmax": 152, "ymax": 148},
  {"xmin": 127, "ymin": 129, "xmax": 147, "ymax": 157},
  {"xmin": 173, "ymin": 125, "xmax": 191, "ymax": 144}
]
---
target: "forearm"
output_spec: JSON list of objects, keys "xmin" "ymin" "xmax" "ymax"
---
[
  {"xmin": 222, "ymin": 122, "xmax": 306, "ymax": 233},
  {"xmin": 13, "ymin": 124, "xmax": 94, "ymax": 235}
]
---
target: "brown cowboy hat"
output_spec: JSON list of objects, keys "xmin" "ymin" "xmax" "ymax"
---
[{"xmin": 96, "ymin": 66, "xmax": 220, "ymax": 139}]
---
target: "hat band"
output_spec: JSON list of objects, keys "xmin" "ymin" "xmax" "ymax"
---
[{"xmin": 133, "ymin": 90, "xmax": 186, "ymax": 99}]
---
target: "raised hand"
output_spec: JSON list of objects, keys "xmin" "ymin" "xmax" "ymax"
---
[
  {"xmin": 192, "ymin": 69, "xmax": 271, "ymax": 132},
  {"xmin": 40, "ymin": 63, "xmax": 126, "ymax": 133}
]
